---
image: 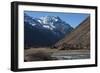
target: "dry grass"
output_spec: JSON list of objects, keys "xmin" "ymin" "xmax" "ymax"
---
[
  {"xmin": 24, "ymin": 48, "xmax": 59, "ymax": 56},
  {"xmin": 24, "ymin": 48, "xmax": 58, "ymax": 62}
]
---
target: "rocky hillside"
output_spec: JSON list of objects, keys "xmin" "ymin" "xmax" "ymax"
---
[{"xmin": 54, "ymin": 16, "xmax": 90, "ymax": 50}]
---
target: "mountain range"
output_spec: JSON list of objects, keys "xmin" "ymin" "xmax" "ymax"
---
[{"xmin": 24, "ymin": 13, "xmax": 73, "ymax": 48}]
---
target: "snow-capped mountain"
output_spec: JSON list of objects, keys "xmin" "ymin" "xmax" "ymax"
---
[{"xmin": 24, "ymin": 13, "xmax": 73, "ymax": 48}]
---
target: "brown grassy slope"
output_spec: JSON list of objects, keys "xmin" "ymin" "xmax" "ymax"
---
[{"xmin": 54, "ymin": 16, "xmax": 90, "ymax": 50}]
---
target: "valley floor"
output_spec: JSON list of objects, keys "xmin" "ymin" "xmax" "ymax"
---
[{"xmin": 24, "ymin": 48, "xmax": 90, "ymax": 62}]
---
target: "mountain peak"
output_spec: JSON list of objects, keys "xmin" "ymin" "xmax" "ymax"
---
[
  {"xmin": 24, "ymin": 13, "xmax": 73, "ymax": 47},
  {"xmin": 24, "ymin": 13, "xmax": 73, "ymax": 31},
  {"xmin": 38, "ymin": 16, "xmax": 61, "ymax": 25}
]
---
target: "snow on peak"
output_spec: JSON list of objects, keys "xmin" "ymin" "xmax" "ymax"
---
[
  {"xmin": 39, "ymin": 16, "xmax": 60, "ymax": 24},
  {"xmin": 24, "ymin": 14, "xmax": 73, "ymax": 32}
]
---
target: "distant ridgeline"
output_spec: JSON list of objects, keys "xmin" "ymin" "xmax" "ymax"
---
[
  {"xmin": 24, "ymin": 13, "xmax": 73, "ymax": 49},
  {"xmin": 54, "ymin": 16, "xmax": 90, "ymax": 50}
]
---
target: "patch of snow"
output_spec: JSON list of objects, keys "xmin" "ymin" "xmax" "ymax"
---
[
  {"xmin": 43, "ymin": 25, "xmax": 50, "ymax": 29},
  {"xmin": 37, "ymin": 19, "xmax": 42, "ymax": 23},
  {"xmin": 50, "ymin": 24, "xmax": 56, "ymax": 29},
  {"xmin": 55, "ymin": 19, "xmax": 58, "ymax": 21},
  {"xmin": 40, "ymin": 16, "xmax": 47, "ymax": 24},
  {"xmin": 43, "ymin": 25, "xmax": 53, "ymax": 30},
  {"xmin": 31, "ymin": 23, "xmax": 36, "ymax": 26}
]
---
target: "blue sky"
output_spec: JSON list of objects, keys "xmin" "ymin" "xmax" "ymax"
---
[{"xmin": 24, "ymin": 11, "xmax": 89, "ymax": 28}]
